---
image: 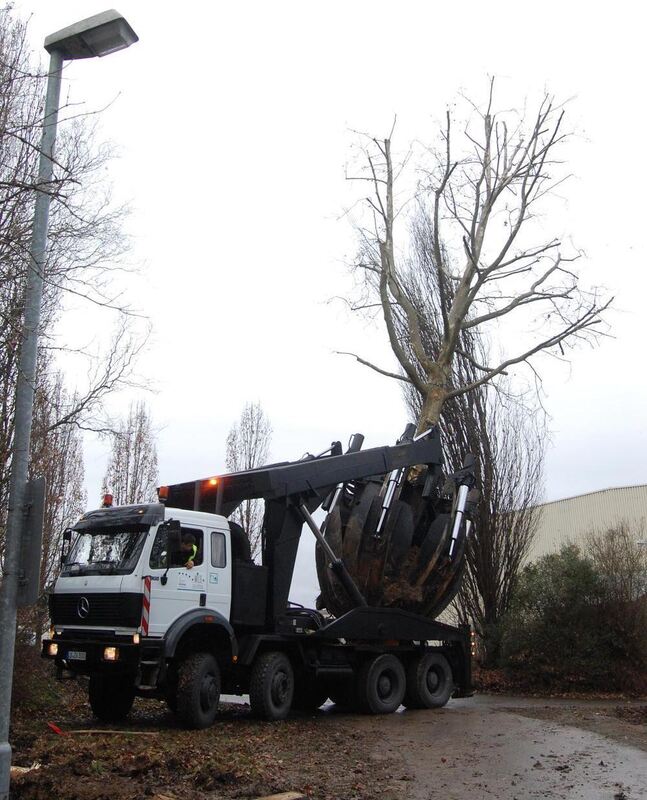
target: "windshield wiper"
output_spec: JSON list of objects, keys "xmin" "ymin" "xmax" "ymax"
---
[{"xmin": 92, "ymin": 560, "xmax": 118, "ymax": 573}]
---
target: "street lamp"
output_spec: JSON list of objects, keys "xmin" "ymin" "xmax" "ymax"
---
[
  {"xmin": 0, "ymin": 11, "xmax": 138, "ymax": 799},
  {"xmin": 44, "ymin": 10, "xmax": 138, "ymax": 59}
]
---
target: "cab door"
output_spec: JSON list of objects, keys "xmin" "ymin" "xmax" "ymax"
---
[
  {"xmin": 146, "ymin": 525, "xmax": 207, "ymax": 637},
  {"xmin": 205, "ymin": 527, "xmax": 231, "ymax": 621}
]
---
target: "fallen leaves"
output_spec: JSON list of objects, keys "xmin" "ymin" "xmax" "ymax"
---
[{"xmin": 11, "ymin": 699, "xmax": 395, "ymax": 800}]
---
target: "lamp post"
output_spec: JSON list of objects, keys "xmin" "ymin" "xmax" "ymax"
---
[{"xmin": 0, "ymin": 11, "xmax": 138, "ymax": 798}]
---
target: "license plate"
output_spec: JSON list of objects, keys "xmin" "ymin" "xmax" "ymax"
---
[{"xmin": 66, "ymin": 650, "xmax": 86, "ymax": 661}]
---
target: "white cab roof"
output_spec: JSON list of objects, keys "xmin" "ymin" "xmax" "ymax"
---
[{"xmin": 164, "ymin": 506, "xmax": 229, "ymax": 530}]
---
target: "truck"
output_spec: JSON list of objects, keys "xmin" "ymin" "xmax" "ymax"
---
[{"xmin": 41, "ymin": 426, "xmax": 477, "ymax": 728}]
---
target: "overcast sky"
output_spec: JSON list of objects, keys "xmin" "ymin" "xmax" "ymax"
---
[{"xmin": 14, "ymin": 1, "xmax": 647, "ymax": 603}]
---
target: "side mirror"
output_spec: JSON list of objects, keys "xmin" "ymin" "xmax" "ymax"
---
[
  {"xmin": 61, "ymin": 529, "xmax": 73, "ymax": 566},
  {"xmin": 160, "ymin": 520, "xmax": 181, "ymax": 585}
]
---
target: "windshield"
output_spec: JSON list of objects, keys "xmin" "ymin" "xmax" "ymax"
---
[{"xmin": 61, "ymin": 527, "xmax": 148, "ymax": 576}]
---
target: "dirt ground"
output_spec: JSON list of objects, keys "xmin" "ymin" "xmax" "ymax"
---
[{"xmin": 10, "ymin": 687, "xmax": 647, "ymax": 800}]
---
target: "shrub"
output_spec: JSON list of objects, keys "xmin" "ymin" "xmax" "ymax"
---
[
  {"xmin": 500, "ymin": 545, "xmax": 613, "ymax": 687},
  {"xmin": 587, "ymin": 522, "xmax": 647, "ymax": 678},
  {"xmin": 500, "ymin": 529, "xmax": 647, "ymax": 691}
]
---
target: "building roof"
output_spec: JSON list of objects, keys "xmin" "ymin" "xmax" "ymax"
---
[{"xmin": 537, "ymin": 483, "xmax": 647, "ymax": 508}]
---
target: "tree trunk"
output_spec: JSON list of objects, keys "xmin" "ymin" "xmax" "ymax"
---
[{"xmin": 416, "ymin": 385, "xmax": 447, "ymax": 433}]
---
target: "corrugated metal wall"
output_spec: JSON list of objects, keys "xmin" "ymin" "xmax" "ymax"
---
[{"xmin": 529, "ymin": 484, "xmax": 647, "ymax": 560}]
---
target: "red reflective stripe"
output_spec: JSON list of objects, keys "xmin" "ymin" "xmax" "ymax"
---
[{"xmin": 140, "ymin": 576, "xmax": 151, "ymax": 635}]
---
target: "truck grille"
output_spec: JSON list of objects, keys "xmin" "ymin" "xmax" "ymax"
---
[{"xmin": 49, "ymin": 592, "xmax": 143, "ymax": 628}]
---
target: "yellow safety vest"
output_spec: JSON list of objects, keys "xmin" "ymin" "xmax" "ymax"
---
[{"xmin": 185, "ymin": 543, "xmax": 197, "ymax": 566}]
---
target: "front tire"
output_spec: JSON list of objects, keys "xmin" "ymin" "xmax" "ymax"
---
[
  {"xmin": 176, "ymin": 652, "xmax": 221, "ymax": 729},
  {"xmin": 403, "ymin": 652, "xmax": 453, "ymax": 709},
  {"xmin": 357, "ymin": 654, "xmax": 405, "ymax": 714},
  {"xmin": 249, "ymin": 651, "xmax": 294, "ymax": 720},
  {"xmin": 88, "ymin": 674, "xmax": 135, "ymax": 722}
]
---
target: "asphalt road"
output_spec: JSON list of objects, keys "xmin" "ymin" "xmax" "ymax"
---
[{"xmin": 343, "ymin": 694, "xmax": 647, "ymax": 800}]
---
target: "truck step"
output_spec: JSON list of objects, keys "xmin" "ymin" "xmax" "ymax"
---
[{"xmin": 140, "ymin": 659, "xmax": 161, "ymax": 665}]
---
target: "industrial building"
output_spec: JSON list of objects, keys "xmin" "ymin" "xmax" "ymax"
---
[{"xmin": 529, "ymin": 484, "xmax": 647, "ymax": 560}]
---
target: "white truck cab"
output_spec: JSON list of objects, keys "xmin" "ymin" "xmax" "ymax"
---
[{"xmin": 52, "ymin": 505, "xmax": 233, "ymax": 637}]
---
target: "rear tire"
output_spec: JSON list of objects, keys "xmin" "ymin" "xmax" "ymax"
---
[
  {"xmin": 357, "ymin": 654, "xmax": 405, "ymax": 714},
  {"xmin": 88, "ymin": 674, "xmax": 135, "ymax": 722},
  {"xmin": 403, "ymin": 652, "xmax": 453, "ymax": 709},
  {"xmin": 176, "ymin": 652, "xmax": 221, "ymax": 729},
  {"xmin": 166, "ymin": 693, "xmax": 178, "ymax": 713},
  {"xmin": 249, "ymin": 651, "xmax": 294, "ymax": 720}
]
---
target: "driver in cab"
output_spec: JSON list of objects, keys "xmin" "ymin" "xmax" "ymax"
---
[{"xmin": 178, "ymin": 532, "xmax": 197, "ymax": 569}]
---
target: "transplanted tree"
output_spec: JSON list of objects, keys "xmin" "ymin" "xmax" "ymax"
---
[
  {"xmin": 336, "ymin": 83, "xmax": 603, "ymax": 628},
  {"xmin": 225, "ymin": 402, "xmax": 272, "ymax": 561},
  {"xmin": 344, "ymin": 83, "xmax": 611, "ymax": 430},
  {"xmin": 102, "ymin": 402, "xmax": 159, "ymax": 506}
]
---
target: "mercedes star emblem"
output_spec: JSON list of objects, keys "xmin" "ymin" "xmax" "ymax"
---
[{"xmin": 77, "ymin": 596, "xmax": 90, "ymax": 618}]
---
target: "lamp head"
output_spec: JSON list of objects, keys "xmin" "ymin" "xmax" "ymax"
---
[{"xmin": 44, "ymin": 9, "xmax": 138, "ymax": 60}]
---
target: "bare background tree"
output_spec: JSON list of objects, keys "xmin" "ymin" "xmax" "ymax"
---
[
  {"xmin": 225, "ymin": 401, "xmax": 272, "ymax": 561},
  {"xmin": 406, "ymin": 382, "xmax": 543, "ymax": 665},
  {"xmin": 25, "ymin": 360, "xmax": 86, "ymax": 635},
  {"xmin": 344, "ymin": 83, "xmax": 610, "ymax": 431},
  {"xmin": 402, "ymin": 218, "xmax": 544, "ymax": 662},
  {"xmin": 0, "ymin": 7, "xmax": 146, "ymax": 568},
  {"xmin": 102, "ymin": 401, "xmax": 159, "ymax": 506}
]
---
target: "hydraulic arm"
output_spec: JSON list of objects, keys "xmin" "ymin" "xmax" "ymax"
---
[{"xmin": 162, "ymin": 425, "xmax": 477, "ymax": 624}]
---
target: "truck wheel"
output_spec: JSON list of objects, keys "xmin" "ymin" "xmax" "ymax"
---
[
  {"xmin": 357, "ymin": 654, "xmax": 405, "ymax": 714},
  {"xmin": 249, "ymin": 651, "xmax": 294, "ymax": 720},
  {"xmin": 165, "ymin": 664, "xmax": 178, "ymax": 712},
  {"xmin": 176, "ymin": 652, "xmax": 221, "ymax": 729},
  {"xmin": 403, "ymin": 652, "xmax": 453, "ymax": 709},
  {"xmin": 292, "ymin": 677, "xmax": 328, "ymax": 712},
  {"xmin": 88, "ymin": 674, "xmax": 135, "ymax": 722}
]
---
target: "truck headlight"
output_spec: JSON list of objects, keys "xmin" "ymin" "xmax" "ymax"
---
[
  {"xmin": 103, "ymin": 646, "xmax": 119, "ymax": 661},
  {"xmin": 48, "ymin": 642, "xmax": 58, "ymax": 656}
]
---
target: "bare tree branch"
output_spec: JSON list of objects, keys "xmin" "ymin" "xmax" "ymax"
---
[
  {"xmin": 343, "ymin": 83, "xmax": 610, "ymax": 430},
  {"xmin": 335, "ymin": 350, "xmax": 413, "ymax": 384}
]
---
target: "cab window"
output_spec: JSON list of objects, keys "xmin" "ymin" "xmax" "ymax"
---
[
  {"xmin": 211, "ymin": 531, "xmax": 226, "ymax": 568},
  {"xmin": 149, "ymin": 526, "xmax": 204, "ymax": 569}
]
